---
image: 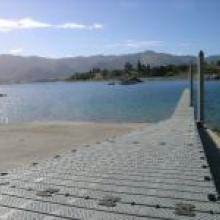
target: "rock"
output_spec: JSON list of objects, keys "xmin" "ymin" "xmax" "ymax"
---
[
  {"xmin": 107, "ymin": 82, "xmax": 115, "ymax": 85},
  {"xmin": 119, "ymin": 77, "xmax": 143, "ymax": 85}
]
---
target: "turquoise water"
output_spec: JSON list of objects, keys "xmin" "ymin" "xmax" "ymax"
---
[{"xmin": 0, "ymin": 80, "xmax": 219, "ymax": 128}]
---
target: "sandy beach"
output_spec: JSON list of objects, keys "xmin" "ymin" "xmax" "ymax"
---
[{"xmin": 0, "ymin": 121, "xmax": 147, "ymax": 171}]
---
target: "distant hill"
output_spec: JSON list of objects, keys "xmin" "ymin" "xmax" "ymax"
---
[
  {"xmin": 0, "ymin": 50, "xmax": 217, "ymax": 84},
  {"xmin": 206, "ymin": 55, "xmax": 220, "ymax": 64}
]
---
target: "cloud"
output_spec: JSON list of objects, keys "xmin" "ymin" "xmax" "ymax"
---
[
  {"xmin": 125, "ymin": 40, "xmax": 162, "ymax": 48},
  {"xmin": 58, "ymin": 23, "xmax": 103, "ymax": 30},
  {"xmin": 8, "ymin": 48, "xmax": 24, "ymax": 55},
  {"xmin": 0, "ymin": 18, "xmax": 51, "ymax": 32},
  {"xmin": 91, "ymin": 23, "xmax": 103, "ymax": 30},
  {"xmin": 107, "ymin": 40, "xmax": 163, "ymax": 49},
  {"xmin": 0, "ymin": 18, "xmax": 103, "ymax": 32}
]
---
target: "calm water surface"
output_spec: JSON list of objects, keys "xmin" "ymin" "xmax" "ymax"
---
[
  {"xmin": 204, "ymin": 81, "xmax": 220, "ymax": 129},
  {"xmin": 0, "ymin": 80, "xmax": 219, "ymax": 128}
]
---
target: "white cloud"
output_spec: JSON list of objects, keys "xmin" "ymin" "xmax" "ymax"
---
[
  {"xmin": 58, "ymin": 23, "xmax": 87, "ymax": 30},
  {"xmin": 0, "ymin": 18, "xmax": 104, "ymax": 32},
  {"xmin": 125, "ymin": 40, "xmax": 162, "ymax": 48},
  {"xmin": 8, "ymin": 48, "xmax": 24, "ymax": 55},
  {"xmin": 107, "ymin": 40, "xmax": 163, "ymax": 49},
  {"xmin": 0, "ymin": 18, "xmax": 51, "ymax": 32},
  {"xmin": 58, "ymin": 22, "xmax": 103, "ymax": 30},
  {"xmin": 90, "ymin": 23, "xmax": 103, "ymax": 30}
]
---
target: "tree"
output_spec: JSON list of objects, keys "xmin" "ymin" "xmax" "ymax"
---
[
  {"xmin": 217, "ymin": 60, "xmax": 220, "ymax": 66},
  {"xmin": 112, "ymin": 70, "xmax": 123, "ymax": 77},
  {"xmin": 124, "ymin": 62, "xmax": 133, "ymax": 73},
  {"xmin": 101, "ymin": 69, "xmax": 109, "ymax": 79},
  {"xmin": 92, "ymin": 68, "xmax": 101, "ymax": 73},
  {"xmin": 142, "ymin": 64, "xmax": 151, "ymax": 76},
  {"xmin": 146, "ymin": 64, "xmax": 151, "ymax": 75},
  {"xmin": 137, "ymin": 60, "xmax": 142, "ymax": 72}
]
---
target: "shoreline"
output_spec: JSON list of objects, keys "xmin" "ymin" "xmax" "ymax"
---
[
  {"xmin": 0, "ymin": 121, "xmax": 149, "ymax": 171},
  {"xmin": 0, "ymin": 76, "xmax": 191, "ymax": 86}
]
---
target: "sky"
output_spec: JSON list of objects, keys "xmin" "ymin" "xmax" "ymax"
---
[{"xmin": 0, "ymin": 0, "xmax": 219, "ymax": 57}]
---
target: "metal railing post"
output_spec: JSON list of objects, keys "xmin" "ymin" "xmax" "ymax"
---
[
  {"xmin": 197, "ymin": 50, "xmax": 205, "ymax": 127},
  {"xmin": 189, "ymin": 63, "xmax": 193, "ymax": 107}
]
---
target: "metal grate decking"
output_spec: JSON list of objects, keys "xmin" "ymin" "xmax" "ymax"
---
[{"xmin": 0, "ymin": 89, "xmax": 219, "ymax": 219}]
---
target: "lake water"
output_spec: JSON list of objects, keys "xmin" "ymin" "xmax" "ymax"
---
[{"xmin": 0, "ymin": 80, "xmax": 219, "ymax": 129}]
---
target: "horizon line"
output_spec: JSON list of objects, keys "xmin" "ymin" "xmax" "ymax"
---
[{"xmin": 0, "ymin": 50, "xmax": 216, "ymax": 59}]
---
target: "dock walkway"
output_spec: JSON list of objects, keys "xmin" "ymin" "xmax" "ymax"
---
[{"xmin": 0, "ymin": 89, "xmax": 219, "ymax": 219}]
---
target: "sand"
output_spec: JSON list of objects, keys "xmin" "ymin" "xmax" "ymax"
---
[{"xmin": 0, "ymin": 121, "xmax": 147, "ymax": 171}]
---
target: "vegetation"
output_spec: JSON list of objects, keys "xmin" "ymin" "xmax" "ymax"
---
[
  {"xmin": 67, "ymin": 60, "xmax": 189, "ymax": 81},
  {"xmin": 205, "ymin": 61, "xmax": 220, "ymax": 74},
  {"xmin": 66, "ymin": 60, "xmax": 220, "ymax": 81}
]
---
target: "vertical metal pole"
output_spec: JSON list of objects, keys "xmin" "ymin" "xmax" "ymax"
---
[
  {"xmin": 197, "ymin": 50, "xmax": 205, "ymax": 127},
  {"xmin": 189, "ymin": 64, "xmax": 193, "ymax": 107}
]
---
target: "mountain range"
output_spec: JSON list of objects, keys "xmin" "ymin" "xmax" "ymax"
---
[{"xmin": 0, "ymin": 50, "xmax": 219, "ymax": 84}]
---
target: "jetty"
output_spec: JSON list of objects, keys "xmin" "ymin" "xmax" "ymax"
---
[{"xmin": 0, "ymin": 51, "xmax": 219, "ymax": 219}]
